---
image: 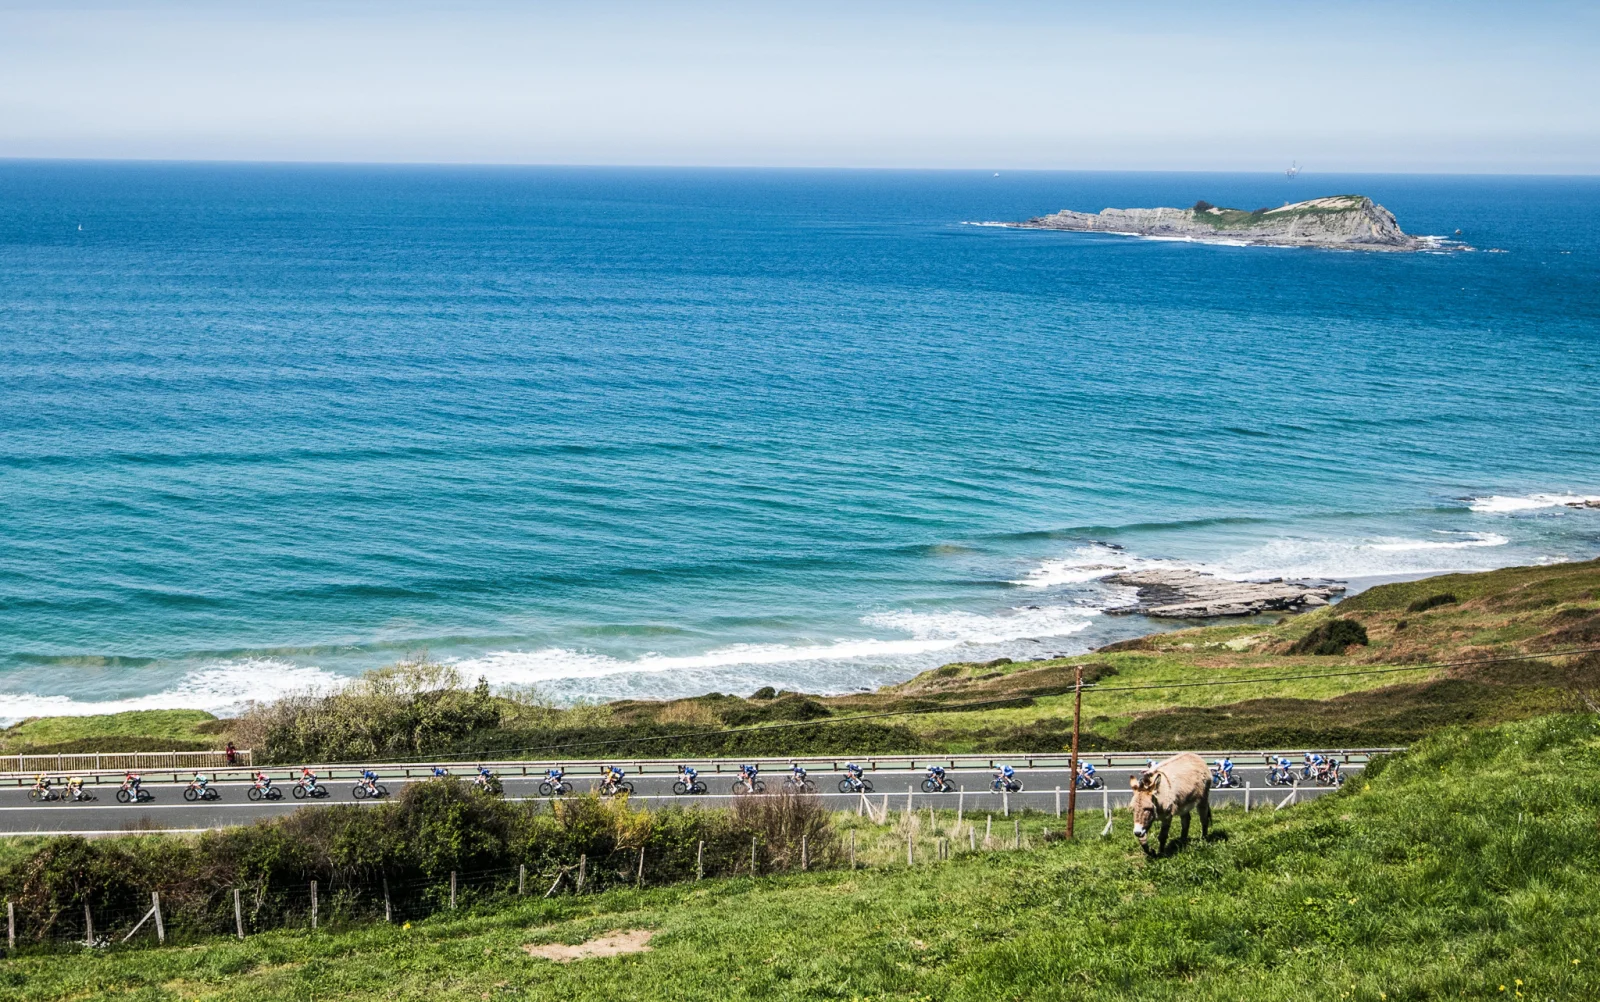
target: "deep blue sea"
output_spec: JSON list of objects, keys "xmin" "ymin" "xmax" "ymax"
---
[{"xmin": 1, "ymin": 162, "xmax": 1597, "ymax": 720}]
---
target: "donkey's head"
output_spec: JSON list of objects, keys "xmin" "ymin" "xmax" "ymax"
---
[{"xmin": 1129, "ymin": 770, "xmax": 1162, "ymax": 850}]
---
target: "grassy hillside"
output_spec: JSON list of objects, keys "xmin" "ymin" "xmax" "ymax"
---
[
  {"xmin": 0, "ymin": 709, "xmax": 223, "ymax": 755},
  {"xmin": 9, "ymin": 559, "xmax": 1600, "ymax": 761},
  {"xmin": 4, "ymin": 713, "xmax": 1597, "ymax": 1001}
]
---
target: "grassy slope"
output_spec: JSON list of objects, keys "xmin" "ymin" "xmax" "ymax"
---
[
  {"xmin": 0, "ymin": 710, "xmax": 222, "ymax": 755},
  {"xmin": 5, "ymin": 713, "xmax": 1597, "ymax": 1001}
]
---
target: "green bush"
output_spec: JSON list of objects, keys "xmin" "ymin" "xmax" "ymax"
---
[{"xmin": 1287, "ymin": 618, "xmax": 1370, "ymax": 655}]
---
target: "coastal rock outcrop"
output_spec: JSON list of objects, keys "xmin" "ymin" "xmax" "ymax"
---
[
  {"xmin": 1005, "ymin": 195, "xmax": 1451, "ymax": 251},
  {"xmin": 1103, "ymin": 569, "xmax": 1345, "ymax": 618}
]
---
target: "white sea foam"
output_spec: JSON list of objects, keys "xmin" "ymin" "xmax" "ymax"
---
[
  {"xmin": 1467, "ymin": 493, "xmax": 1600, "ymax": 513},
  {"xmin": 0, "ymin": 660, "xmax": 342, "ymax": 725},
  {"xmin": 1010, "ymin": 543, "xmax": 1195, "ymax": 588},
  {"xmin": 452, "ymin": 604, "xmax": 1098, "ymax": 688}
]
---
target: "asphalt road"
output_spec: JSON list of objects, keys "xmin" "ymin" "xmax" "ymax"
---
[{"xmin": 0, "ymin": 760, "xmax": 1359, "ymax": 834}]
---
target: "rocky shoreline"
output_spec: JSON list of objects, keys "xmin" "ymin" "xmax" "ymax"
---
[
  {"xmin": 998, "ymin": 195, "xmax": 1462, "ymax": 252},
  {"xmin": 1102, "ymin": 568, "xmax": 1346, "ymax": 618}
]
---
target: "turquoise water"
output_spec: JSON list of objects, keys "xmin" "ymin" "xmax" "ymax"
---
[{"xmin": 1, "ymin": 163, "xmax": 1597, "ymax": 718}]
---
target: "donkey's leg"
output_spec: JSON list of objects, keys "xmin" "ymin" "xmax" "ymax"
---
[{"xmin": 1199, "ymin": 796, "xmax": 1213, "ymax": 839}]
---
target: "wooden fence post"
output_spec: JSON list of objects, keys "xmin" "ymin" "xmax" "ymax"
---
[
  {"xmin": 696, "ymin": 841, "xmax": 704, "ymax": 880},
  {"xmin": 518, "ymin": 864, "xmax": 526, "ymax": 896},
  {"xmin": 635, "ymin": 847, "xmax": 645, "ymax": 889},
  {"xmin": 1003, "ymin": 792, "xmax": 1009, "ymax": 818},
  {"xmin": 449, "ymin": 871, "xmax": 457, "ymax": 909},
  {"xmin": 907, "ymin": 831, "xmax": 914, "ymax": 866},
  {"xmin": 1014, "ymin": 818, "xmax": 1020, "ymax": 850},
  {"xmin": 1055, "ymin": 787, "xmax": 1061, "ymax": 818},
  {"xmin": 84, "ymin": 902, "xmax": 95, "ymax": 946},
  {"xmin": 801, "ymin": 835, "xmax": 808, "ymax": 871},
  {"xmin": 751, "ymin": 836, "xmax": 758, "ymax": 875},
  {"xmin": 152, "ymin": 892, "xmax": 165, "ymax": 945},
  {"xmin": 905, "ymin": 787, "xmax": 913, "ymax": 817},
  {"xmin": 577, "ymin": 855, "xmax": 587, "ymax": 894},
  {"xmin": 311, "ymin": 880, "xmax": 318, "ymax": 930},
  {"xmin": 233, "ymin": 888, "xmax": 244, "ymax": 940},
  {"xmin": 956, "ymin": 787, "xmax": 964, "ymax": 828},
  {"xmin": 1244, "ymin": 783, "xmax": 1251, "ymax": 812},
  {"xmin": 383, "ymin": 877, "xmax": 392, "ymax": 923},
  {"xmin": 985, "ymin": 815, "xmax": 992, "ymax": 846},
  {"xmin": 849, "ymin": 829, "xmax": 856, "ymax": 870},
  {"xmin": 969, "ymin": 827, "xmax": 976, "ymax": 851},
  {"xmin": 6, "ymin": 900, "xmax": 13, "ymax": 951}
]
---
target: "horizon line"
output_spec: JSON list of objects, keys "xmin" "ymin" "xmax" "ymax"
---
[{"xmin": 1, "ymin": 155, "xmax": 1597, "ymax": 179}]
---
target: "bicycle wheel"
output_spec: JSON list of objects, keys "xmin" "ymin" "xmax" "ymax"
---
[
  {"xmin": 620, "ymin": 781, "xmax": 634, "ymax": 795},
  {"xmin": 921, "ymin": 778, "xmax": 937, "ymax": 793},
  {"xmin": 116, "ymin": 789, "xmax": 130, "ymax": 804},
  {"xmin": 377, "ymin": 785, "xmax": 389, "ymax": 798},
  {"xmin": 540, "ymin": 781, "xmax": 556, "ymax": 796},
  {"xmin": 293, "ymin": 785, "xmax": 306, "ymax": 799},
  {"xmin": 558, "ymin": 782, "xmax": 573, "ymax": 795},
  {"xmin": 838, "ymin": 778, "xmax": 856, "ymax": 793},
  {"xmin": 183, "ymin": 787, "xmax": 198, "ymax": 802},
  {"xmin": 352, "ymin": 785, "xmax": 367, "ymax": 799},
  {"xmin": 672, "ymin": 781, "xmax": 688, "ymax": 796},
  {"xmin": 693, "ymin": 781, "xmax": 707, "ymax": 794}
]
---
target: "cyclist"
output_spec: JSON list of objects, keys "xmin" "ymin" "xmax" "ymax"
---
[
  {"xmin": 189, "ymin": 772, "xmax": 211, "ymax": 795},
  {"xmin": 67, "ymin": 776, "xmax": 89, "ymax": 801},
  {"xmin": 925, "ymin": 764, "xmax": 949, "ymax": 790},
  {"xmin": 602, "ymin": 765, "xmax": 626, "ymax": 792},
  {"xmin": 252, "ymin": 771, "xmax": 274, "ymax": 794},
  {"xmin": 842, "ymin": 762, "xmax": 866, "ymax": 792},
  {"xmin": 545, "ymin": 766, "xmax": 566, "ymax": 783},
  {"xmin": 1303, "ymin": 752, "xmax": 1326, "ymax": 781},
  {"xmin": 790, "ymin": 763, "xmax": 808, "ymax": 784},
  {"xmin": 1077, "ymin": 760, "xmax": 1098, "ymax": 788},
  {"xmin": 1319, "ymin": 757, "xmax": 1342, "ymax": 784},
  {"xmin": 432, "ymin": 766, "xmax": 449, "ymax": 779},
  {"xmin": 122, "ymin": 772, "xmax": 143, "ymax": 795},
  {"xmin": 994, "ymin": 764, "xmax": 1018, "ymax": 791},
  {"xmin": 676, "ymin": 764, "xmax": 697, "ymax": 784},
  {"xmin": 361, "ymin": 769, "xmax": 380, "ymax": 796},
  {"xmin": 1214, "ymin": 758, "xmax": 1234, "ymax": 785},
  {"xmin": 474, "ymin": 766, "xmax": 494, "ymax": 790},
  {"xmin": 298, "ymin": 767, "xmax": 320, "ymax": 794},
  {"xmin": 31, "ymin": 774, "xmax": 53, "ymax": 796}
]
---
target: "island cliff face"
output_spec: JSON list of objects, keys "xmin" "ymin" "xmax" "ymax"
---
[{"xmin": 1011, "ymin": 195, "xmax": 1442, "ymax": 251}]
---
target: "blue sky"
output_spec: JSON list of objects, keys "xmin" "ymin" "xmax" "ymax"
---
[{"xmin": 1, "ymin": 0, "xmax": 1595, "ymax": 172}]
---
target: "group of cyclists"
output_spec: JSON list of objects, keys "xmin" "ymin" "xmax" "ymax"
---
[{"xmin": 23, "ymin": 752, "xmax": 1347, "ymax": 807}]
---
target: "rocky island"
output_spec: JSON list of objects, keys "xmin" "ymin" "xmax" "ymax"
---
[
  {"xmin": 1102, "ymin": 568, "xmax": 1346, "ymax": 618},
  {"xmin": 1002, "ymin": 194, "xmax": 1454, "ymax": 251}
]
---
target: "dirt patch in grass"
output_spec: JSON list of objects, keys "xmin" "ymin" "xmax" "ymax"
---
[{"xmin": 522, "ymin": 929, "xmax": 655, "ymax": 962}]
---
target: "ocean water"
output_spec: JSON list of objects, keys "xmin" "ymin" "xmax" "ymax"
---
[{"xmin": 1, "ymin": 162, "xmax": 1597, "ymax": 720}]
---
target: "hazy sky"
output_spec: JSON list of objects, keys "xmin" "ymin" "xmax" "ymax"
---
[{"xmin": 2, "ymin": 0, "xmax": 1596, "ymax": 172}]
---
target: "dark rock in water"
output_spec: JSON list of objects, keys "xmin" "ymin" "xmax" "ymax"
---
[{"xmin": 1103, "ymin": 568, "xmax": 1345, "ymax": 618}]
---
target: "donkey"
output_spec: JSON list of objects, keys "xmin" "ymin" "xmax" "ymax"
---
[{"xmin": 1129, "ymin": 752, "xmax": 1212, "ymax": 855}]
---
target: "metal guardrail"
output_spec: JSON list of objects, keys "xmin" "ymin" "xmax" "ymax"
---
[{"xmin": 0, "ymin": 747, "xmax": 1399, "ymax": 787}]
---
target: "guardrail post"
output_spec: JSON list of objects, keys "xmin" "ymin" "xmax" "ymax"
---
[
  {"xmin": 311, "ymin": 880, "xmax": 318, "ymax": 930},
  {"xmin": 153, "ymin": 891, "xmax": 164, "ymax": 944},
  {"xmin": 449, "ymin": 871, "xmax": 457, "ymax": 909},
  {"xmin": 233, "ymin": 888, "xmax": 244, "ymax": 940}
]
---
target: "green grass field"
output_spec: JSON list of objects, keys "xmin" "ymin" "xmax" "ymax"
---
[
  {"xmin": 0, "ymin": 710, "xmax": 222, "ymax": 755},
  {"xmin": 4, "ymin": 713, "xmax": 1597, "ymax": 1000}
]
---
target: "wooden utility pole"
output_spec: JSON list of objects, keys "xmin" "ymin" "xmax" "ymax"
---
[{"xmin": 1067, "ymin": 664, "xmax": 1083, "ymax": 838}]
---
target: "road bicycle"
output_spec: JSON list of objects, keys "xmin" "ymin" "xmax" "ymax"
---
[
  {"xmin": 730, "ymin": 776, "xmax": 765, "ymax": 795},
  {"xmin": 991, "ymin": 776, "xmax": 1023, "ymax": 794},
  {"xmin": 783, "ymin": 775, "xmax": 817, "ymax": 793},
  {"xmin": 672, "ymin": 777, "xmax": 708, "ymax": 795},
  {"xmin": 920, "ymin": 775, "xmax": 955, "ymax": 793},
  {"xmin": 837, "ymin": 775, "xmax": 874, "ymax": 794},
  {"xmin": 183, "ymin": 785, "xmax": 222, "ymax": 802},
  {"xmin": 1075, "ymin": 773, "xmax": 1105, "ymax": 791},
  {"xmin": 292, "ymin": 780, "xmax": 329, "ymax": 800},
  {"xmin": 539, "ymin": 778, "xmax": 575, "ymax": 796},
  {"xmin": 247, "ymin": 784, "xmax": 284, "ymax": 801},
  {"xmin": 598, "ymin": 778, "xmax": 635, "ymax": 797},
  {"xmin": 352, "ymin": 782, "xmax": 390, "ymax": 799},
  {"xmin": 1209, "ymin": 770, "xmax": 1240, "ymax": 790},
  {"xmin": 115, "ymin": 786, "xmax": 155, "ymax": 804}
]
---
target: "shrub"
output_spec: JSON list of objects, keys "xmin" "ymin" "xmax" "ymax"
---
[
  {"xmin": 1407, "ymin": 593, "xmax": 1459, "ymax": 613},
  {"xmin": 1192, "ymin": 200, "xmax": 1214, "ymax": 212},
  {"xmin": 1288, "ymin": 618, "xmax": 1370, "ymax": 655}
]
